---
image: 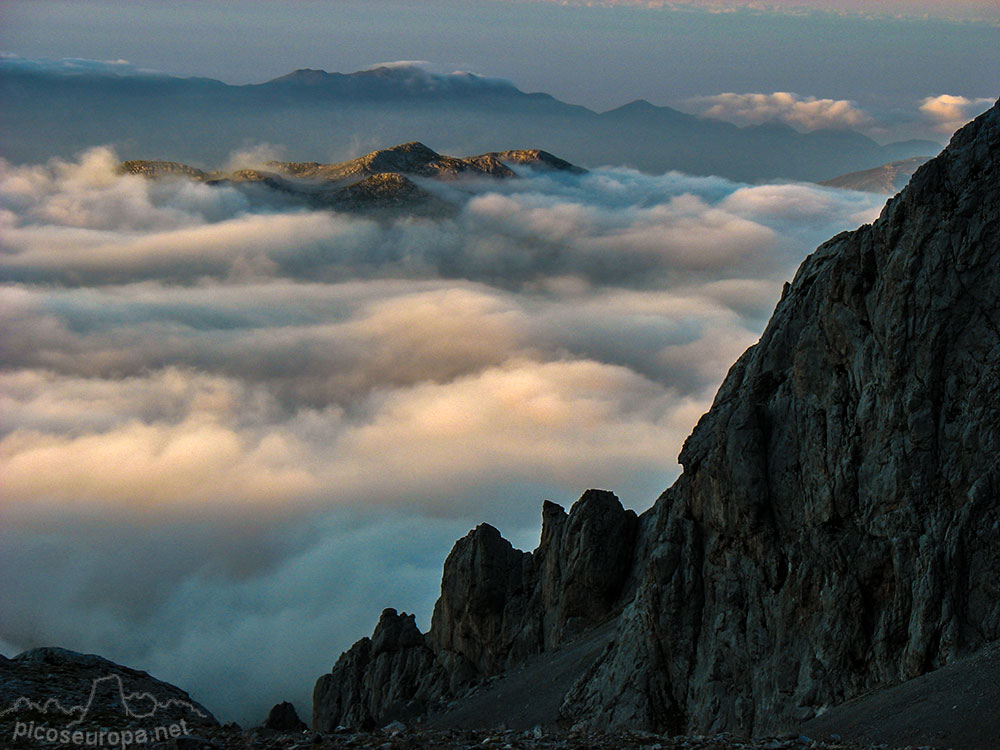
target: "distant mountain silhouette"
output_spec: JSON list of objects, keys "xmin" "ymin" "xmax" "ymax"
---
[{"xmin": 0, "ymin": 59, "xmax": 939, "ymax": 182}]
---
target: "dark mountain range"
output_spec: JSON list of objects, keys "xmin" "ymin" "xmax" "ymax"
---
[
  {"xmin": 117, "ymin": 142, "xmax": 584, "ymax": 215},
  {"xmin": 0, "ymin": 60, "xmax": 938, "ymax": 182},
  {"xmin": 311, "ymin": 100, "xmax": 1000, "ymax": 745}
]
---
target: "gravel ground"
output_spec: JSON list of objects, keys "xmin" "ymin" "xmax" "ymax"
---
[{"xmin": 161, "ymin": 725, "xmax": 937, "ymax": 750}]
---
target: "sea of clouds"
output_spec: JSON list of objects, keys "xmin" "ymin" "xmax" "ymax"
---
[{"xmin": 0, "ymin": 146, "xmax": 887, "ymax": 722}]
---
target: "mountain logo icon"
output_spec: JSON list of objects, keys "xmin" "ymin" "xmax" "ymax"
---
[
  {"xmin": 1, "ymin": 672, "xmax": 210, "ymax": 726},
  {"xmin": 2, "ymin": 673, "xmax": 210, "ymax": 747}
]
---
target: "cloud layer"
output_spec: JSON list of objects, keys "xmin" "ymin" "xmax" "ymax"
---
[
  {"xmin": 684, "ymin": 92, "xmax": 871, "ymax": 131},
  {"xmin": 678, "ymin": 91, "xmax": 994, "ymax": 141},
  {"xmin": 919, "ymin": 95, "xmax": 995, "ymax": 134},
  {"xmin": 513, "ymin": 0, "xmax": 999, "ymax": 22},
  {"xmin": 0, "ymin": 148, "xmax": 885, "ymax": 721}
]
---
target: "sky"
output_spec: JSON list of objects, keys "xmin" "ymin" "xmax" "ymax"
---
[
  {"xmin": 0, "ymin": 0, "xmax": 996, "ymax": 727},
  {"xmin": 0, "ymin": 0, "xmax": 996, "ymax": 118}
]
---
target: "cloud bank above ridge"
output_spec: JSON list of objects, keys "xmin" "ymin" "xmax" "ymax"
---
[{"xmin": 683, "ymin": 92, "xmax": 871, "ymax": 130}]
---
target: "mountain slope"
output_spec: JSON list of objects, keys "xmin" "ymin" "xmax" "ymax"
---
[
  {"xmin": 801, "ymin": 641, "xmax": 1000, "ymax": 749},
  {"xmin": 820, "ymin": 156, "xmax": 933, "ymax": 193},
  {"xmin": 118, "ymin": 143, "xmax": 582, "ymax": 215},
  {"xmin": 0, "ymin": 60, "xmax": 938, "ymax": 182},
  {"xmin": 313, "ymin": 99, "xmax": 1000, "ymax": 739}
]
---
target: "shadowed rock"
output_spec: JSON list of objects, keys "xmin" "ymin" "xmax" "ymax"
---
[
  {"xmin": 561, "ymin": 97, "xmax": 1000, "ymax": 735},
  {"xmin": 263, "ymin": 701, "xmax": 307, "ymax": 731},
  {"xmin": 313, "ymin": 491, "xmax": 639, "ymax": 730}
]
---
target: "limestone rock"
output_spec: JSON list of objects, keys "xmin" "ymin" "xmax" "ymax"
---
[
  {"xmin": 269, "ymin": 141, "xmax": 517, "ymax": 181},
  {"xmin": 312, "ymin": 608, "xmax": 449, "ymax": 732},
  {"xmin": 482, "ymin": 149, "xmax": 588, "ymax": 174},
  {"xmin": 431, "ymin": 523, "xmax": 533, "ymax": 676},
  {"xmin": 118, "ymin": 159, "xmax": 209, "ymax": 180}
]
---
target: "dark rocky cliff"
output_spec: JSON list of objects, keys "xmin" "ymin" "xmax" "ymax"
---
[
  {"xmin": 313, "ymin": 100, "xmax": 1000, "ymax": 735},
  {"xmin": 313, "ymin": 490, "xmax": 638, "ymax": 731}
]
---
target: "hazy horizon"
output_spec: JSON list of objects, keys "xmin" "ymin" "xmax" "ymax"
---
[{"xmin": 1, "ymin": 0, "xmax": 996, "ymax": 137}]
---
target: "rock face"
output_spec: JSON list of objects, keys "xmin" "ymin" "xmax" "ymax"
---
[
  {"xmin": 431, "ymin": 491, "xmax": 639, "ymax": 676},
  {"xmin": 313, "ymin": 101, "xmax": 1000, "ymax": 736},
  {"xmin": 560, "ymin": 99, "xmax": 1000, "ymax": 734},
  {"xmin": 313, "ymin": 609, "xmax": 449, "ymax": 731},
  {"xmin": 313, "ymin": 490, "xmax": 638, "ymax": 730}
]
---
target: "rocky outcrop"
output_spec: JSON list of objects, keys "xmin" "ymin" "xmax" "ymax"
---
[
  {"xmin": 313, "ymin": 491, "xmax": 638, "ymax": 730},
  {"xmin": 333, "ymin": 172, "xmax": 449, "ymax": 213},
  {"xmin": 484, "ymin": 149, "xmax": 588, "ymax": 175},
  {"xmin": 119, "ymin": 160, "xmax": 210, "ymax": 180},
  {"xmin": 263, "ymin": 701, "xmax": 307, "ymax": 732},
  {"xmin": 559, "ymin": 98, "xmax": 1000, "ymax": 734},
  {"xmin": 118, "ymin": 143, "xmax": 583, "ymax": 217},
  {"xmin": 431, "ymin": 490, "xmax": 639, "ymax": 674},
  {"xmin": 313, "ymin": 100, "xmax": 1000, "ymax": 736},
  {"xmin": 313, "ymin": 609, "xmax": 449, "ymax": 732},
  {"xmin": 268, "ymin": 142, "xmax": 517, "ymax": 181}
]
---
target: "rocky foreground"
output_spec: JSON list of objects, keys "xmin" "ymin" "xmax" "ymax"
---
[{"xmin": 135, "ymin": 725, "xmax": 911, "ymax": 750}]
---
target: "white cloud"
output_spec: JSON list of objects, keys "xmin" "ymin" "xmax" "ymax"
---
[
  {"xmin": 684, "ymin": 91, "xmax": 872, "ymax": 131},
  {"xmin": 919, "ymin": 94, "xmax": 995, "ymax": 134}
]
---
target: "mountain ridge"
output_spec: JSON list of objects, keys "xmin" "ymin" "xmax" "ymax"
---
[
  {"xmin": 0, "ymin": 58, "xmax": 939, "ymax": 182},
  {"xmin": 117, "ymin": 142, "xmax": 585, "ymax": 215}
]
